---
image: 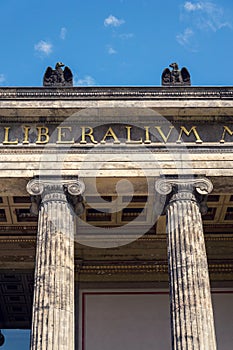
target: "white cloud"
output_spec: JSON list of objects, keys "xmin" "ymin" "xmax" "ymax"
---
[
  {"xmin": 176, "ymin": 28, "xmax": 194, "ymax": 46},
  {"xmin": 108, "ymin": 46, "xmax": 117, "ymax": 55},
  {"xmin": 104, "ymin": 15, "xmax": 125, "ymax": 27},
  {"xmin": 176, "ymin": 28, "xmax": 198, "ymax": 51},
  {"xmin": 60, "ymin": 27, "xmax": 67, "ymax": 40},
  {"xmin": 183, "ymin": 1, "xmax": 231, "ymax": 31},
  {"xmin": 75, "ymin": 75, "xmax": 96, "ymax": 86},
  {"xmin": 184, "ymin": 1, "xmax": 203, "ymax": 11},
  {"xmin": 34, "ymin": 40, "xmax": 53, "ymax": 55},
  {"xmin": 0, "ymin": 74, "xmax": 5, "ymax": 84},
  {"xmin": 177, "ymin": 1, "xmax": 231, "ymax": 50}
]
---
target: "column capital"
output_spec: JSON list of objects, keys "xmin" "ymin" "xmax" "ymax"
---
[
  {"xmin": 155, "ymin": 177, "xmax": 213, "ymax": 196},
  {"xmin": 26, "ymin": 177, "xmax": 85, "ymax": 216},
  {"xmin": 26, "ymin": 177, "xmax": 85, "ymax": 197},
  {"xmin": 155, "ymin": 177, "xmax": 213, "ymax": 214}
]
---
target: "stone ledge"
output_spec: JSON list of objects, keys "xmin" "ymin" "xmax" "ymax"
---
[{"xmin": 0, "ymin": 86, "xmax": 233, "ymax": 100}]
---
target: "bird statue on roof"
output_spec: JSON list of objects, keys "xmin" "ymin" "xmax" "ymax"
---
[
  {"xmin": 43, "ymin": 62, "xmax": 73, "ymax": 87},
  {"xmin": 161, "ymin": 62, "xmax": 191, "ymax": 86}
]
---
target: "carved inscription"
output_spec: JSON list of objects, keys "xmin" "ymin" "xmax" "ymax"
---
[{"xmin": 0, "ymin": 124, "xmax": 233, "ymax": 145}]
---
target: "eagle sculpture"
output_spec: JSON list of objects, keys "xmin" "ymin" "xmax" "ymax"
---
[
  {"xmin": 162, "ymin": 62, "xmax": 191, "ymax": 86},
  {"xmin": 43, "ymin": 62, "xmax": 73, "ymax": 87}
]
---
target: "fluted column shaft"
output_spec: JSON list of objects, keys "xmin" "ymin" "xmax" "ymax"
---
[
  {"xmin": 156, "ymin": 178, "xmax": 217, "ymax": 350},
  {"xmin": 27, "ymin": 178, "xmax": 85, "ymax": 350}
]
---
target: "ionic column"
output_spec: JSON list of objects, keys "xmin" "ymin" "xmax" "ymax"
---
[
  {"xmin": 155, "ymin": 178, "xmax": 217, "ymax": 350},
  {"xmin": 27, "ymin": 177, "xmax": 85, "ymax": 350}
]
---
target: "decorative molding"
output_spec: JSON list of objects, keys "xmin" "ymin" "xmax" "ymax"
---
[
  {"xmin": 1, "ymin": 145, "xmax": 233, "ymax": 155},
  {"xmin": 0, "ymin": 87, "xmax": 233, "ymax": 100},
  {"xmin": 140, "ymin": 234, "xmax": 233, "ymax": 241},
  {"xmin": 75, "ymin": 262, "xmax": 233, "ymax": 274},
  {"xmin": 0, "ymin": 226, "xmax": 37, "ymax": 231},
  {"xmin": 0, "ymin": 238, "xmax": 36, "ymax": 243},
  {"xmin": 1, "ymin": 234, "xmax": 233, "ymax": 244}
]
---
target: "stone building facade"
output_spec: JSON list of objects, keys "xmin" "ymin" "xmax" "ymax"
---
[{"xmin": 0, "ymin": 85, "xmax": 233, "ymax": 349}]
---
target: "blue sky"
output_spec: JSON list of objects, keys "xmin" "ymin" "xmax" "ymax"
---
[
  {"xmin": 1, "ymin": 330, "xmax": 30, "ymax": 350},
  {"xmin": 0, "ymin": 0, "xmax": 233, "ymax": 87}
]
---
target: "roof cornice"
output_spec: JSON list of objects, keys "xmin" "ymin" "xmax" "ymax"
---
[{"xmin": 0, "ymin": 86, "xmax": 233, "ymax": 100}]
